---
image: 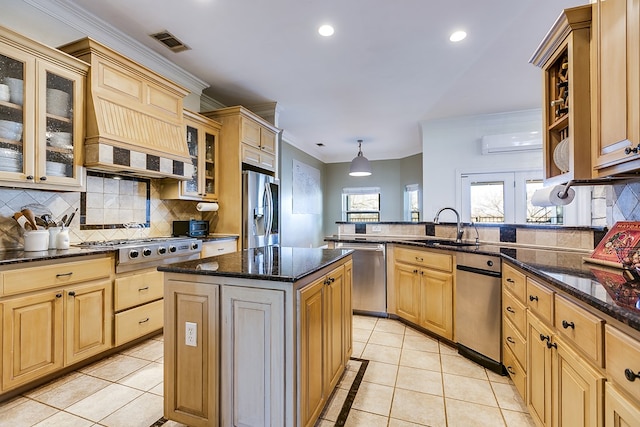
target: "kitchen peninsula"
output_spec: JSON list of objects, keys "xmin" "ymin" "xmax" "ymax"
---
[{"xmin": 158, "ymin": 246, "xmax": 353, "ymax": 427}]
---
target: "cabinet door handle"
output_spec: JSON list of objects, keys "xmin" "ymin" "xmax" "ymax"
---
[
  {"xmin": 547, "ymin": 341, "xmax": 558, "ymax": 350},
  {"xmin": 506, "ymin": 306, "xmax": 515, "ymax": 313},
  {"xmin": 529, "ymin": 295, "xmax": 538, "ymax": 302},
  {"xmin": 506, "ymin": 366, "xmax": 516, "ymax": 375},
  {"xmin": 506, "ymin": 336, "xmax": 516, "ymax": 344},
  {"xmin": 56, "ymin": 293, "xmax": 62, "ymax": 298},
  {"xmin": 415, "ymin": 257, "xmax": 423, "ymax": 262},
  {"xmin": 56, "ymin": 272, "xmax": 73, "ymax": 277},
  {"xmin": 139, "ymin": 318, "xmax": 150, "ymax": 324},
  {"xmin": 413, "ymin": 269, "xmax": 418, "ymax": 274},
  {"xmin": 625, "ymin": 144, "xmax": 640, "ymax": 155},
  {"xmin": 68, "ymin": 291, "xmax": 76, "ymax": 297},
  {"xmin": 39, "ymin": 176, "xmax": 47, "ymax": 181},
  {"xmin": 218, "ymin": 248, "xmax": 225, "ymax": 251},
  {"xmin": 561, "ymin": 320, "xmax": 575, "ymax": 329},
  {"xmin": 506, "ymin": 278, "xmax": 514, "ymax": 283},
  {"xmin": 624, "ymin": 368, "xmax": 640, "ymax": 382},
  {"xmin": 138, "ymin": 286, "xmax": 149, "ymax": 292},
  {"xmin": 26, "ymin": 175, "xmax": 33, "ymax": 180},
  {"xmin": 539, "ymin": 334, "xmax": 549, "ymax": 342}
]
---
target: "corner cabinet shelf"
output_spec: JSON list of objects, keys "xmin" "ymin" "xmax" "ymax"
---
[
  {"xmin": 530, "ymin": 5, "xmax": 592, "ymax": 185},
  {"xmin": 161, "ymin": 110, "xmax": 221, "ymax": 201},
  {"xmin": 0, "ymin": 25, "xmax": 88, "ymax": 190}
]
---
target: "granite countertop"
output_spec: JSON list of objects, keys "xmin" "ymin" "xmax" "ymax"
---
[
  {"xmin": 158, "ymin": 246, "xmax": 353, "ymax": 282},
  {"xmin": 327, "ymin": 236, "xmax": 640, "ymax": 332},
  {"xmin": 202, "ymin": 234, "xmax": 239, "ymax": 242},
  {"xmin": 0, "ymin": 247, "xmax": 115, "ymax": 266}
]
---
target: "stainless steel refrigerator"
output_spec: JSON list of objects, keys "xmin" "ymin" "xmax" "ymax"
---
[{"xmin": 243, "ymin": 170, "xmax": 279, "ymax": 249}]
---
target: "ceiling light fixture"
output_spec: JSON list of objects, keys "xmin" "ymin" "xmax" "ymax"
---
[
  {"xmin": 449, "ymin": 30, "xmax": 467, "ymax": 42},
  {"xmin": 318, "ymin": 24, "xmax": 335, "ymax": 37},
  {"xmin": 349, "ymin": 139, "xmax": 372, "ymax": 177}
]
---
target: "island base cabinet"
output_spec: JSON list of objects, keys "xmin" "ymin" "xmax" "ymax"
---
[
  {"xmin": 164, "ymin": 280, "xmax": 219, "ymax": 427},
  {"xmin": 220, "ymin": 286, "xmax": 285, "ymax": 427},
  {"xmin": 605, "ymin": 382, "xmax": 640, "ymax": 427}
]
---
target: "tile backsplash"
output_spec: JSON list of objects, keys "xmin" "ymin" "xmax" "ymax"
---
[{"xmin": 0, "ymin": 175, "xmax": 209, "ymax": 251}]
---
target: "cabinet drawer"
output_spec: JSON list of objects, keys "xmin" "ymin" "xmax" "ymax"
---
[
  {"xmin": 502, "ymin": 263, "xmax": 526, "ymax": 303},
  {"xmin": 526, "ymin": 278, "xmax": 554, "ymax": 325},
  {"xmin": 605, "ymin": 325, "xmax": 640, "ymax": 398},
  {"xmin": 114, "ymin": 299, "xmax": 164, "ymax": 346},
  {"xmin": 503, "ymin": 318, "xmax": 526, "ymax": 371},
  {"xmin": 1, "ymin": 257, "xmax": 112, "ymax": 296},
  {"xmin": 555, "ymin": 295, "xmax": 604, "ymax": 367},
  {"xmin": 114, "ymin": 270, "xmax": 164, "ymax": 311},
  {"xmin": 395, "ymin": 247, "xmax": 452, "ymax": 272},
  {"xmin": 201, "ymin": 239, "xmax": 237, "ymax": 258},
  {"xmin": 503, "ymin": 290, "xmax": 527, "ymax": 337},
  {"xmin": 504, "ymin": 345, "xmax": 526, "ymax": 401}
]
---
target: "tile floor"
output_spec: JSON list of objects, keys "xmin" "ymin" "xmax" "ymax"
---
[{"xmin": 0, "ymin": 315, "xmax": 535, "ymax": 427}]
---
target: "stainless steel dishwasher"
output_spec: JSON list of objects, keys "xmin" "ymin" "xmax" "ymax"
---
[
  {"xmin": 455, "ymin": 251, "xmax": 504, "ymax": 374},
  {"xmin": 335, "ymin": 241, "xmax": 387, "ymax": 316}
]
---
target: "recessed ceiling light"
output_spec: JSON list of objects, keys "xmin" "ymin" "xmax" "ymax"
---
[
  {"xmin": 449, "ymin": 30, "xmax": 467, "ymax": 42},
  {"xmin": 318, "ymin": 24, "xmax": 335, "ymax": 37}
]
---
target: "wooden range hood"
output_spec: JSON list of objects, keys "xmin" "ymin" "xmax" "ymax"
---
[{"xmin": 58, "ymin": 37, "xmax": 193, "ymax": 180}]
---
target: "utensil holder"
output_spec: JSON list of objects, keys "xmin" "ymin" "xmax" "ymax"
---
[{"xmin": 24, "ymin": 230, "xmax": 49, "ymax": 251}]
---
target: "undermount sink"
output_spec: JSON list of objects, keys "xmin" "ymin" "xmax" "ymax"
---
[{"xmin": 411, "ymin": 239, "xmax": 479, "ymax": 247}]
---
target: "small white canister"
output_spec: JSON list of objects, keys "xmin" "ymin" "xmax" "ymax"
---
[
  {"xmin": 24, "ymin": 230, "xmax": 49, "ymax": 251},
  {"xmin": 48, "ymin": 227, "xmax": 61, "ymax": 249},
  {"xmin": 56, "ymin": 228, "xmax": 70, "ymax": 250}
]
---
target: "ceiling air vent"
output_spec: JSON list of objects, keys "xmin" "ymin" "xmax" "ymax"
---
[{"xmin": 149, "ymin": 30, "xmax": 190, "ymax": 53}]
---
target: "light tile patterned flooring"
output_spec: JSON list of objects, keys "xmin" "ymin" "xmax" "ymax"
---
[
  {"xmin": 0, "ymin": 315, "xmax": 535, "ymax": 426},
  {"xmin": 316, "ymin": 315, "xmax": 536, "ymax": 427}
]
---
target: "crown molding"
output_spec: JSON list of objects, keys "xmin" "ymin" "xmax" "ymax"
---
[
  {"xmin": 23, "ymin": 0, "xmax": 209, "ymax": 95},
  {"xmin": 199, "ymin": 93, "xmax": 226, "ymax": 112}
]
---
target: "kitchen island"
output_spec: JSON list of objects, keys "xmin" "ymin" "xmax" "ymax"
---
[{"xmin": 158, "ymin": 246, "xmax": 353, "ymax": 427}]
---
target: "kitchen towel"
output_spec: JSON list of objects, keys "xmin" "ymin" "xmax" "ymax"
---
[
  {"xmin": 531, "ymin": 185, "xmax": 575, "ymax": 207},
  {"xmin": 196, "ymin": 202, "xmax": 219, "ymax": 212}
]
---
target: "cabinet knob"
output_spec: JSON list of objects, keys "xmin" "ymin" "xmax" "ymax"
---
[
  {"xmin": 68, "ymin": 291, "xmax": 76, "ymax": 297},
  {"xmin": 625, "ymin": 144, "xmax": 640, "ymax": 155},
  {"xmin": 56, "ymin": 293, "xmax": 62, "ymax": 298},
  {"xmin": 26, "ymin": 175, "xmax": 33, "ymax": 180},
  {"xmin": 547, "ymin": 341, "xmax": 558, "ymax": 350},
  {"xmin": 624, "ymin": 368, "xmax": 640, "ymax": 382},
  {"xmin": 529, "ymin": 295, "xmax": 538, "ymax": 302},
  {"xmin": 39, "ymin": 176, "xmax": 47, "ymax": 181},
  {"xmin": 539, "ymin": 334, "xmax": 550, "ymax": 342},
  {"xmin": 413, "ymin": 269, "xmax": 418, "ymax": 274},
  {"xmin": 561, "ymin": 320, "xmax": 575, "ymax": 329}
]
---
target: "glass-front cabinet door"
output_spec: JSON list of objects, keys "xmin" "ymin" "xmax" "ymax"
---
[
  {"xmin": 161, "ymin": 110, "xmax": 220, "ymax": 201},
  {"xmin": 0, "ymin": 26, "xmax": 87, "ymax": 190}
]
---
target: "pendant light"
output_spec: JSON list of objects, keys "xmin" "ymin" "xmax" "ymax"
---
[{"xmin": 349, "ymin": 139, "xmax": 372, "ymax": 176}]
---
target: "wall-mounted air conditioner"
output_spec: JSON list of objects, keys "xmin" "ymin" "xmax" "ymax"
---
[{"xmin": 480, "ymin": 132, "xmax": 542, "ymax": 155}]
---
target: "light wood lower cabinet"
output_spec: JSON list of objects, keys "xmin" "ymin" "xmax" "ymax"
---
[
  {"xmin": 300, "ymin": 265, "xmax": 346, "ymax": 427},
  {"xmin": 392, "ymin": 247, "xmax": 453, "ymax": 340},
  {"xmin": 2, "ymin": 289, "xmax": 64, "ymax": 391},
  {"xmin": 605, "ymin": 382, "xmax": 640, "ymax": 427}
]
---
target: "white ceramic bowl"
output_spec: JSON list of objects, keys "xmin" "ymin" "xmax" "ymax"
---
[
  {"xmin": 0, "ymin": 120, "xmax": 23, "ymax": 141},
  {"xmin": 46, "ymin": 161, "xmax": 68, "ymax": 176},
  {"xmin": 49, "ymin": 132, "xmax": 73, "ymax": 148},
  {"xmin": 46, "ymin": 88, "xmax": 70, "ymax": 117},
  {"xmin": 0, "ymin": 84, "xmax": 9, "ymax": 102},
  {"xmin": 4, "ymin": 77, "xmax": 23, "ymax": 105}
]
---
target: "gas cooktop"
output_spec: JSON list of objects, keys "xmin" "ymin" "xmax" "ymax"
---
[{"xmin": 76, "ymin": 237, "xmax": 191, "ymax": 248}]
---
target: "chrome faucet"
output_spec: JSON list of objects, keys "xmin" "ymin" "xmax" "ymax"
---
[{"xmin": 434, "ymin": 207, "xmax": 464, "ymax": 243}]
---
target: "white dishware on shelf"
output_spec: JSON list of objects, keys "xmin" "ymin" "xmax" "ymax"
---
[
  {"xmin": 46, "ymin": 88, "xmax": 71, "ymax": 117},
  {"xmin": 0, "ymin": 84, "xmax": 9, "ymax": 102},
  {"xmin": 46, "ymin": 161, "xmax": 68, "ymax": 176},
  {"xmin": 0, "ymin": 119, "xmax": 23, "ymax": 141},
  {"xmin": 4, "ymin": 77, "xmax": 23, "ymax": 105},
  {"xmin": 49, "ymin": 131, "xmax": 73, "ymax": 148},
  {"xmin": 553, "ymin": 137, "xmax": 570, "ymax": 173}
]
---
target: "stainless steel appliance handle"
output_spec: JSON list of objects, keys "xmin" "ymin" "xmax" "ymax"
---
[
  {"xmin": 264, "ymin": 182, "xmax": 273, "ymax": 239},
  {"xmin": 335, "ymin": 243, "xmax": 384, "ymax": 251}
]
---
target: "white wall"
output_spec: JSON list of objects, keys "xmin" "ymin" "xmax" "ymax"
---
[{"xmin": 421, "ymin": 109, "xmax": 543, "ymax": 220}]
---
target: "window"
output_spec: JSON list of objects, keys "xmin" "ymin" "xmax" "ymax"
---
[
  {"xmin": 342, "ymin": 187, "xmax": 380, "ymax": 222},
  {"xmin": 404, "ymin": 184, "xmax": 421, "ymax": 221},
  {"xmin": 460, "ymin": 171, "xmax": 564, "ymax": 224}
]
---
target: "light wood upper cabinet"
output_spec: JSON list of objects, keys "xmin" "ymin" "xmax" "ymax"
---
[
  {"xmin": 0, "ymin": 25, "xmax": 88, "ymax": 190},
  {"xmin": 592, "ymin": 0, "xmax": 640, "ymax": 176},
  {"xmin": 161, "ymin": 110, "xmax": 221, "ymax": 201},
  {"xmin": 530, "ymin": 5, "xmax": 592, "ymax": 185}
]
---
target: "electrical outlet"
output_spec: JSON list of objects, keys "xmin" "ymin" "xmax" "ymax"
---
[{"xmin": 185, "ymin": 322, "xmax": 197, "ymax": 347}]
